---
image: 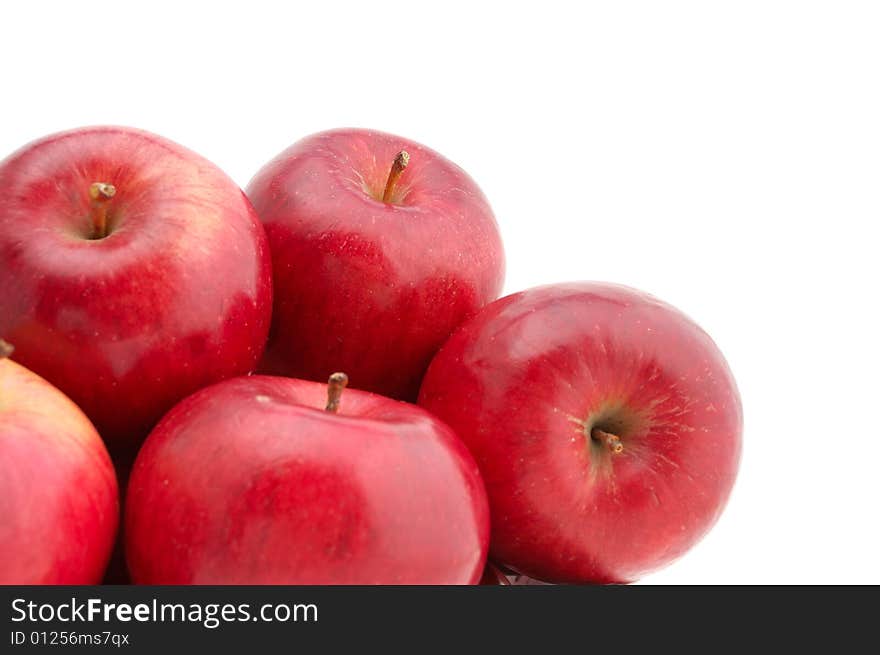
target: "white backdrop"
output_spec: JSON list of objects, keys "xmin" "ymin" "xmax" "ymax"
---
[{"xmin": 2, "ymin": 1, "xmax": 877, "ymax": 584}]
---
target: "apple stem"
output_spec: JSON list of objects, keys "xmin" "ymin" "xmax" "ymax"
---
[
  {"xmin": 382, "ymin": 150, "xmax": 410, "ymax": 203},
  {"xmin": 0, "ymin": 338, "xmax": 13, "ymax": 360},
  {"xmin": 591, "ymin": 428, "xmax": 624, "ymax": 454},
  {"xmin": 325, "ymin": 372, "xmax": 349, "ymax": 413},
  {"xmin": 89, "ymin": 182, "xmax": 116, "ymax": 239}
]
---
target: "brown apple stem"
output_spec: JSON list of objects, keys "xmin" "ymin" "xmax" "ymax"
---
[
  {"xmin": 0, "ymin": 338, "xmax": 13, "ymax": 359},
  {"xmin": 382, "ymin": 150, "xmax": 410, "ymax": 203},
  {"xmin": 591, "ymin": 428, "xmax": 624, "ymax": 454},
  {"xmin": 89, "ymin": 182, "xmax": 116, "ymax": 239},
  {"xmin": 325, "ymin": 372, "xmax": 349, "ymax": 413}
]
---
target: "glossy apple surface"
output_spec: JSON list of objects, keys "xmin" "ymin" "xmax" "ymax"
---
[
  {"xmin": 0, "ymin": 343, "xmax": 118, "ymax": 583},
  {"xmin": 0, "ymin": 126, "xmax": 273, "ymax": 454},
  {"xmin": 246, "ymin": 128, "xmax": 504, "ymax": 401},
  {"xmin": 419, "ymin": 283, "xmax": 742, "ymax": 583},
  {"xmin": 126, "ymin": 374, "xmax": 489, "ymax": 584}
]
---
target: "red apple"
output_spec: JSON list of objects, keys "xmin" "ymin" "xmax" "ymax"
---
[
  {"xmin": 0, "ymin": 340, "xmax": 118, "ymax": 584},
  {"xmin": 125, "ymin": 373, "xmax": 489, "ymax": 584},
  {"xmin": 0, "ymin": 126, "xmax": 273, "ymax": 455},
  {"xmin": 418, "ymin": 283, "xmax": 742, "ymax": 583},
  {"xmin": 246, "ymin": 128, "xmax": 504, "ymax": 401}
]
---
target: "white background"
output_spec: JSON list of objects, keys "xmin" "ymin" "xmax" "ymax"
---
[{"xmin": 2, "ymin": 1, "xmax": 878, "ymax": 584}]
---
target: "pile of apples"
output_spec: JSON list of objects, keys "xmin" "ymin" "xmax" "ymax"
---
[{"xmin": 0, "ymin": 126, "xmax": 742, "ymax": 585}]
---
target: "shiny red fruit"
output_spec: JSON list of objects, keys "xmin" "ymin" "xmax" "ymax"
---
[
  {"xmin": 126, "ymin": 374, "xmax": 489, "ymax": 584},
  {"xmin": 419, "ymin": 283, "xmax": 743, "ymax": 583},
  {"xmin": 0, "ymin": 345, "xmax": 118, "ymax": 584},
  {"xmin": 246, "ymin": 128, "xmax": 504, "ymax": 401},
  {"xmin": 0, "ymin": 126, "xmax": 273, "ymax": 453}
]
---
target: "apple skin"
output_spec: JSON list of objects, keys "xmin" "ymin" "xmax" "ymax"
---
[
  {"xmin": 246, "ymin": 128, "xmax": 504, "ymax": 402},
  {"xmin": 0, "ymin": 354, "xmax": 118, "ymax": 584},
  {"xmin": 125, "ymin": 375, "xmax": 490, "ymax": 584},
  {"xmin": 418, "ymin": 282, "xmax": 742, "ymax": 584},
  {"xmin": 0, "ymin": 126, "xmax": 273, "ymax": 454}
]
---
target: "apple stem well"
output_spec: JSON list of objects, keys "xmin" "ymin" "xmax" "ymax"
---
[
  {"xmin": 88, "ymin": 182, "xmax": 116, "ymax": 239},
  {"xmin": 591, "ymin": 428, "xmax": 624, "ymax": 454},
  {"xmin": 382, "ymin": 151, "xmax": 410, "ymax": 203},
  {"xmin": 0, "ymin": 338, "xmax": 13, "ymax": 359},
  {"xmin": 325, "ymin": 372, "xmax": 349, "ymax": 413}
]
